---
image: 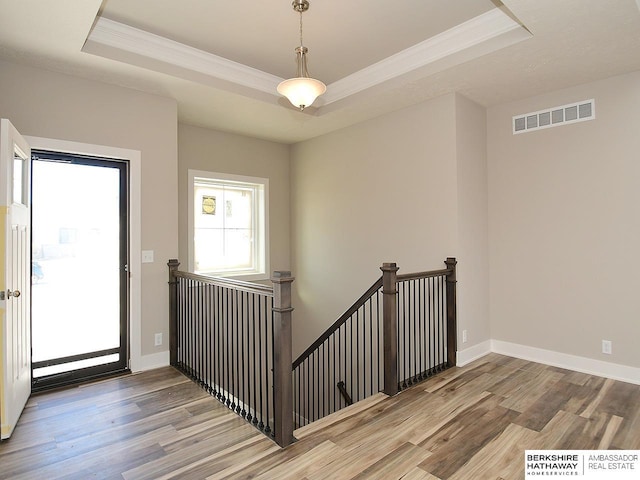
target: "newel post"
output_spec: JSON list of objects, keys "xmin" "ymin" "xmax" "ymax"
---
[
  {"xmin": 271, "ymin": 270, "xmax": 295, "ymax": 447},
  {"xmin": 168, "ymin": 259, "xmax": 180, "ymax": 367},
  {"xmin": 445, "ymin": 257, "xmax": 458, "ymax": 368},
  {"xmin": 381, "ymin": 262, "xmax": 399, "ymax": 396}
]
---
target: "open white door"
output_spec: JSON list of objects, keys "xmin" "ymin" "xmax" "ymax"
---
[{"xmin": 0, "ymin": 119, "xmax": 31, "ymax": 440}]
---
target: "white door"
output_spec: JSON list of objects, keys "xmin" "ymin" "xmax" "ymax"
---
[{"xmin": 0, "ymin": 119, "xmax": 31, "ymax": 440}]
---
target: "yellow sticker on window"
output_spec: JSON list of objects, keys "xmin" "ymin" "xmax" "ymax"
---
[{"xmin": 202, "ymin": 195, "xmax": 216, "ymax": 215}]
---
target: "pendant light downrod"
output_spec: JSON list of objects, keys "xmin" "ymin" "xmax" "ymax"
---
[{"xmin": 277, "ymin": 0, "xmax": 326, "ymax": 111}]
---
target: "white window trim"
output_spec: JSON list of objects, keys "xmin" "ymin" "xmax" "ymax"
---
[{"xmin": 188, "ymin": 169, "xmax": 269, "ymax": 281}]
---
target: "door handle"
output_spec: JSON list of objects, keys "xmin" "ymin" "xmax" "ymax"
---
[{"xmin": 7, "ymin": 289, "xmax": 21, "ymax": 298}]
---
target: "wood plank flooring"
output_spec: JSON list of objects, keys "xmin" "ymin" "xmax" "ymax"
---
[{"xmin": 0, "ymin": 353, "xmax": 638, "ymax": 479}]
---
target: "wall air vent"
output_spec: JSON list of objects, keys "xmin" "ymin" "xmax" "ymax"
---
[{"xmin": 513, "ymin": 99, "xmax": 595, "ymax": 134}]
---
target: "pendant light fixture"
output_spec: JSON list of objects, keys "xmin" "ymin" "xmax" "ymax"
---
[{"xmin": 277, "ymin": 0, "xmax": 326, "ymax": 111}]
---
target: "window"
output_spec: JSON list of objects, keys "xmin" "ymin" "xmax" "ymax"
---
[{"xmin": 189, "ymin": 170, "xmax": 268, "ymax": 279}]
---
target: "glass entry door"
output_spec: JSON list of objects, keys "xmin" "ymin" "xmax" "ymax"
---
[{"xmin": 31, "ymin": 151, "xmax": 129, "ymax": 391}]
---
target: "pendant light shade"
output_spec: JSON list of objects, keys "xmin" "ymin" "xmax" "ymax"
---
[
  {"xmin": 277, "ymin": 77, "xmax": 326, "ymax": 110},
  {"xmin": 277, "ymin": 0, "xmax": 326, "ymax": 110}
]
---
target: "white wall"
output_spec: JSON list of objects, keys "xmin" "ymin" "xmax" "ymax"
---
[
  {"xmin": 487, "ymin": 70, "xmax": 640, "ymax": 369},
  {"xmin": 290, "ymin": 94, "xmax": 462, "ymax": 357},
  {"xmin": 0, "ymin": 59, "xmax": 178, "ymax": 363},
  {"xmin": 177, "ymin": 124, "xmax": 291, "ymax": 275},
  {"xmin": 455, "ymin": 94, "xmax": 490, "ymax": 354}
]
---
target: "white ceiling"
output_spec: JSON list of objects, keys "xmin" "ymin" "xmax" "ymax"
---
[{"xmin": 1, "ymin": 0, "xmax": 639, "ymax": 144}]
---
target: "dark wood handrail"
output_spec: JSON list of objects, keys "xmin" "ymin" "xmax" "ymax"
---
[
  {"xmin": 292, "ymin": 276, "xmax": 383, "ymax": 369},
  {"xmin": 397, "ymin": 267, "xmax": 453, "ymax": 282},
  {"xmin": 173, "ymin": 270, "xmax": 274, "ymax": 296}
]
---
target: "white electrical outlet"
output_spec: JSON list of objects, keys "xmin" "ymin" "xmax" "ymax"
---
[
  {"xmin": 602, "ymin": 340, "xmax": 612, "ymax": 355},
  {"xmin": 462, "ymin": 330, "xmax": 468, "ymax": 343},
  {"xmin": 155, "ymin": 333, "xmax": 163, "ymax": 346}
]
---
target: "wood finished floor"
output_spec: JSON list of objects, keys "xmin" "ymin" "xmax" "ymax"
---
[{"xmin": 1, "ymin": 353, "xmax": 638, "ymax": 480}]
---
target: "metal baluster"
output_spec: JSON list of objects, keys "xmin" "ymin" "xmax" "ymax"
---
[
  {"xmin": 336, "ymin": 324, "xmax": 340, "ymax": 408},
  {"xmin": 367, "ymin": 299, "xmax": 375, "ymax": 395},
  {"xmin": 318, "ymin": 341, "xmax": 322, "ymax": 418},
  {"xmin": 403, "ymin": 282, "xmax": 409, "ymax": 388},
  {"xmin": 312, "ymin": 350, "xmax": 316, "ymax": 422},
  {"xmin": 355, "ymin": 310, "xmax": 359, "ymax": 402},
  {"xmin": 265, "ymin": 297, "xmax": 273, "ymax": 435},
  {"xmin": 376, "ymin": 290, "xmax": 381, "ymax": 392},
  {"xmin": 189, "ymin": 279, "xmax": 194, "ymax": 378},
  {"xmin": 419, "ymin": 278, "xmax": 425, "ymax": 379},
  {"xmin": 293, "ymin": 365, "xmax": 302, "ymax": 427},
  {"xmin": 297, "ymin": 363, "xmax": 301, "ymax": 426},
  {"xmin": 413, "ymin": 279, "xmax": 417, "ymax": 383},
  {"xmin": 198, "ymin": 280, "xmax": 204, "ymax": 386},
  {"xmin": 397, "ymin": 282, "xmax": 402, "ymax": 389},
  {"xmin": 217, "ymin": 285, "xmax": 223, "ymax": 400},
  {"xmin": 222, "ymin": 286, "xmax": 227, "ymax": 403},
  {"xmin": 428, "ymin": 277, "xmax": 433, "ymax": 374},
  {"xmin": 184, "ymin": 278, "xmax": 189, "ymax": 375},
  {"xmin": 211, "ymin": 285, "xmax": 217, "ymax": 397},
  {"xmin": 182, "ymin": 277, "xmax": 186, "ymax": 368},
  {"xmin": 352, "ymin": 315, "xmax": 355, "ymax": 401},
  {"xmin": 176, "ymin": 277, "xmax": 181, "ymax": 367},
  {"xmin": 210, "ymin": 285, "xmax": 214, "ymax": 396},
  {"xmin": 193, "ymin": 279, "xmax": 198, "ymax": 380},
  {"xmin": 231, "ymin": 289, "xmax": 238, "ymax": 412},
  {"xmin": 177, "ymin": 278, "xmax": 182, "ymax": 367},
  {"xmin": 240, "ymin": 291, "xmax": 246, "ymax": 417},
  {"xmin": 204, "ymin": 285, "xmax": 210, "ymax": 392},
  {"xmin": 255, "ymin": 295, "xmax": 262, "ymax": 429},
  {"xmin": 308, "ymin": 358, "xmax": 312, "ymax": 424},
  {"xmin": 332, "ymin": 330, "xmax": 336, "ymax": 414},
  {"xmin": 437, "ymin": 276, "xmax": 441, "ymax": 369},
  {"xmin": 228, "ymin": 287, "xmax": 233, "ymax": 407},
  {"xmin": 343, "ymin": 322, "xmax": 346, "ymax": 409},
  {"xmin": 321, "ymin": 340, "xmax": 326, "ymax": 417},
  {"xmin": 251, "ymin": 294, "xmax": 257, "ymax": 425},
  {"xmin": 440, "ymin": 275, "xmax": 445, "ymax": 370}
]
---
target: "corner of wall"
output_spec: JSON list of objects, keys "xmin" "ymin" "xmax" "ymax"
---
[{"xmin": 453, "ymin": 94, "xmax": 491, "ymax": 350}]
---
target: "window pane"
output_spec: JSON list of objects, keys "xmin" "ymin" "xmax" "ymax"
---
[
  {"xmin": 194, "ymin": 185, "xmax": 224, "ymax": 229},
  {"xmin": 194, "ymin": 228, "xmax": 224, "ymax": 272},
  {"xmin": 224, "ymin": 187, "xmax": 253, "ymax": 230},
  {"xmin": 13, "ymin": 152, "xmax": 24, "ymax": 205},
  {"xmin": 224, "ymin": 228, "xmax": 253, "ymax": 269}
]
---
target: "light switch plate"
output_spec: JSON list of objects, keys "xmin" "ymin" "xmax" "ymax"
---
[{"xmin": 142, "ymin": 250, "xmax": 154, "ymax": 263}]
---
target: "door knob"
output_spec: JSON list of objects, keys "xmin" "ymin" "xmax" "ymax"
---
[{"xmin": 8, "ymin": 289, "xmax": 21, "ymax": 298}]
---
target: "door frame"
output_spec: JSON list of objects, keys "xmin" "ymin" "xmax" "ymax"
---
[
  {"xmin": 25, "ymin": 137, "xmax": 144, "ymax": 371},
  {"xmin": 30, "ymin": 152, "xmax": 129, "ymax": 389}
]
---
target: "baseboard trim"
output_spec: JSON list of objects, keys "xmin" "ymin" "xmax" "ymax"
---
[
  {"xmin": 490, "ymin": 340, "xmax": 640, "ymax": 385},
  {"xmin": 457, "ymin": 340, "xmax": 492, "ymax": 366},
  {"xmin": 133, "ymin": 351, "xmax": 170, "ymax": 372}
]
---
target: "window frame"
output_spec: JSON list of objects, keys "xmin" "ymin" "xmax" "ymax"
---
[{"xmin": 188, "ymin": 169, "xmax": 269, "ymax": 280}]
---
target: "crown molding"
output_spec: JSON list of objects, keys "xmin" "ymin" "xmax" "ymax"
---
[
  {"xmin": 86, "ymin": 17, "xmax": 283, "ymax": 95},
  {"xmin": 85, "ymin": 9, "xmax": 530, "ymax": 108},
  {"xmin": 322, "ymin": 9, "xmax": 529, "ymax": 105}
]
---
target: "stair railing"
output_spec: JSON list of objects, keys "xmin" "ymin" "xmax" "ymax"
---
[
  {"xmin": 168, "ymin": 260, "xmax": 294, "ymax": 447},
  {"xmin": 292, "ymin": 258, "xmax": 457, "ymax": 427},
  {"xmin": 168, "ymin": 257, "xmax": 457, "ymax": 445}
]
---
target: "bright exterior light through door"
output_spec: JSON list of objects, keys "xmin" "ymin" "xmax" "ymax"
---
[{"xmin": 31, "ymin": 152, "xmax": 129, "ymax": 390}]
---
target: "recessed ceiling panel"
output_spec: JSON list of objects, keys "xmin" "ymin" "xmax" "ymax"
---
[{"xmin": 99, "ymin": 0, "xmax": 496, "ymax": 83}]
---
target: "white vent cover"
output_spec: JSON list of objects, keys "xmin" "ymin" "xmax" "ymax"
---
[{"xmin": 513, "ymin": 99, "xmax": 595, "ymax": 134}]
